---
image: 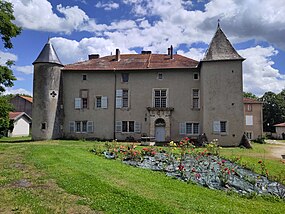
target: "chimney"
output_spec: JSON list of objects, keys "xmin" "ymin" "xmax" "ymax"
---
[
  {"xmin": 88, "ymin": 54, "xmax": 100, "ymax": 60},
  {"xmin": 115, "ymin": 49, "xmax": 120, "ymax": 61},
  {"xmin": 170, "ymin": 45, "xmax": 173, "ymax": 59},
  {"xmin": 167, "ymin": 48, "xmax": 171, "ymax": 55}
]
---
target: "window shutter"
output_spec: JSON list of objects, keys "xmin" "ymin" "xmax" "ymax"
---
[
  {"xmin": 87, "ymin": 121, "xmax": 94, "ymax": 133},
  {"xmin": 116, "ymin": 89, "xmax": 123, "ymax": 97},
  {"xmin": 213, "ymin": 121, "xmax": 220, "ymax": 132},
  {"xmin": 74, "ymin": 98, "xmax": 81, "ymax": 109},
  {"xmin": 116, "ymin": 89, "xmax": 123, "ymax": 108},
  {"xmin": 115, "ymin": 121, "xmax": 122, "ymax": 133},
  {"xmin": 179, "ymin": 122, "xmax": 186, "ymax": 134},
  {"xmin": 134, "ymin": 122, "xmax": 141, "ymax": 133},
  {"xmin": 198, "ymin": 90, "xmax": 200, "ymax": 109},
  {"xmin": 116, "ymin": 98, "xmax": 122, "ymax": 108},
  {"xmin": 69, "ymin": 121, "xmax": 75, "ymax": 132},
  {"xmin": 101, "ymin": 96, "xmax": 108, "ymax": 109}
]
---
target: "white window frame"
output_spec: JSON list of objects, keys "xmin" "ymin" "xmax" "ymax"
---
[
  {"xmin": 116, "ymin": 89, "xmax": 128, "ymax": 108},
  {"xmin": 70, "ymin": 121, "xmax": 93, "ymax": 133},
  {"xmin": 115, "ymin": 121, "xmax": 140, "ymax": 133},
  {"xmin": 179, "ymin": 122, "xmax": 200, "ymax": 135},
  {"xmin": 245, "ymin": 131, "xmax": 253, "ymax": 140},
  {"xmin": 245, "ymin": 115, "xmax": 253, "ymax": 126},
  {"xmin": 213, "ymin": 121, "xmax": 228, "ymax": 134},
  {"xmin": 153, "ymin": 88, "xmax": 168, "ymax": 108},
  {"xmin": 192, "ymin": 88, "xmax": 200, "ymax": 109},
  {"xmin": 96, "ymin": 96, "xmax": 108, "ymax": 109}
]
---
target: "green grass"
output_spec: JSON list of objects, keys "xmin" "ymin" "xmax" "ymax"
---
[{"xmin": 0, "ymin": 139, "xmax": 284, "ymax": 213}]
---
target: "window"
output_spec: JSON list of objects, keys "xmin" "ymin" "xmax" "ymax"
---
[
  {"xmin": 96, "ymin": 96, "xmax": 108, "ymax": 109},
  {"xmin": 154, "ymin": 89, "xmax": 167, "ymax": 108},
  {"xmin": 192, "ymin": 89, "xmax": 200, "ymax": 109},
  {"xmin": 116, "ymin": 89, "xmax": 128, "ymax": 108},
  {"xmin": 74, "ymin": 98, "xmax": 81, "ymax": 109},
  {"xmin": 116, "ymin": 121, "xmax": 141, "ymax": 133},
  {"xmin": 245, "ymin": 132, "xmax": 253, "ymax": 140},
  {"xmin": 70, "ymin": 121, "xmax": 93, "ymax": 133},
  {"xmin": 246, "ymin": 115, "xmax": 253, "ymax": 126},
  {"xmin": 96, "ymin": 96, "xmax": 101, "ymax": 108},
  {"xmin": 41, "ymin": 122, "xmax": 47, "ymax": 130},
  {"xmin": 121, "ymin": 73, "xmax": 129, "ymax": 82},
  {"xmin": 122, "ymin": 90, "xmax": 129, "ymax": 107},
  {"xmin": 180, "ymin": 122, "xmax": 200, "ymax": 135},
  {"xmin": 157, "ymin": 73, "xmax": 163, "ymax": 80},
  {"xmin": 246, "ymin": 104, "xmax": 252, "ymax": 112},
  {"xmin": 122, "ymin": 121, "xmax": 134, "ymax": 132},
  {"xmin": 213, "ymin": 121, "xmax": 227, "ymax": 134},
  {"xmin": 193, "ymin": 72, "xmax": 199, "ymax": 80},
  {"xmin": 82, "ymin": 74, "xmax": 87, "ymax": 80},
  {"xmin": 80, "ymin": 89, "xmax": 88, "ymax": 109},
  {"xmin": 220, "ymin": 121, "xmax": 227, "ymax": 133}
]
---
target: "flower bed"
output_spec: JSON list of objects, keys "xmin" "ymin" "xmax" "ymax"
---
[{"xmin": 90, "ymin": 138, "xmax": 285, "ymax": 199}]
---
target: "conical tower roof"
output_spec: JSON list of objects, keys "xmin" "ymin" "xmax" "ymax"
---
[
  {"xmin": 33, "ymin": 38, "xmax": 63, "ymax": 65},
  {"xmin": 203, "ymin": 24, "xmax": 244, "ymax": 61}
]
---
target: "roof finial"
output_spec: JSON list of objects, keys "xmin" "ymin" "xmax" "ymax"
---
[
  {"xmin": 217, "ymin": 19, "xmax": 220, "ymax": 28},
  {"xmin": 47, "ymin": 36, "xmax": 51, "ymax": 44}
]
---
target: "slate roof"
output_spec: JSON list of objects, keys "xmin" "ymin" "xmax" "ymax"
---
[
  {"xmin": 243, "ymin": 97, "xmax": 263, "ymax": 104},
  {"xmin": 274, "ymin": 123, "xmax": 285, "ymax": 127},
  {"xmin": 63, "ymin": 54, "xmax": 199, "ymax": 71},
  {"xmin": 20, "ymin": 95, "xmax": 33, "ymax": 103},
  {"xmin": 33, "ymin": 38, "xmax": 63, "ymax": 66},
  {"xmin": 203, "ymin": 25, "xmax": 244, "ymax": 61}
]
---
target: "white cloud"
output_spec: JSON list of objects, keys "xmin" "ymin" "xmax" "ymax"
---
[
  {"xmin": 8, "ymin": 0, "xmax": 91, "ymax": 34},
  {"xmin": 4, "ymin": 88, "xmax": 32, "ymax": 96},
  {"xmin": 239, "ymin": 46, "xmax": 285, "ymax": 96},
  {"xmin": 177, "ymin": 48, "xmax": 205, "ymax": 61},
  {"xmin": 95, "ymin": 1, "xmax": 119, "ymax": 10},
  {"xmin": 13, "ymin": 65, "xmax": 33, "ymax": 75},
  {"xmin": 0, "ymin": 51, "xmax": 17, "ymax": 65}
]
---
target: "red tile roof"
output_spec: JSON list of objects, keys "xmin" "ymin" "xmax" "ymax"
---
[
  {"xmin": 243, "ymin": 97, "xmax": 263, "ymax": 104},
  {"xmin": 20, "ymin": 95, "xmax": 33, "ymax": 103},
  {"xmin": 274, "ymin": 123, "xmax": 285, "ymax": 127},
  {"xmin": 9, "ymin": 112, "xmax": 24, "ymax": 120},
  {"xmin": 64, "ymin": 54, "xmax": 199, "ymax": 71}
]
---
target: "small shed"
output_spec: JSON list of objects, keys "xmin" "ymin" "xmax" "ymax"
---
[
  {"xmin": 8, "ymin": 112, "xmax": 32, "ymax": 137},
  {"xmin": 273, "ymin": 123, "xmax": 285, "ymax": 140}
]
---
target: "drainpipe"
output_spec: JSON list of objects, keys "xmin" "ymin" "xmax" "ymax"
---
[{"xmin": 113, "ymin": 69, "xmax": 117, "ymax": 140}]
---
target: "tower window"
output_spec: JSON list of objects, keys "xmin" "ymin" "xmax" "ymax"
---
[{"xmin": 41, "ymin": 122, "xmax": 47, "ymax": 130}]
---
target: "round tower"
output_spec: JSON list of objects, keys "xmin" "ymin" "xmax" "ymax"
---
[{"xmin": 32, "ymin": 39, "xmax": 64, "ymax": 140}]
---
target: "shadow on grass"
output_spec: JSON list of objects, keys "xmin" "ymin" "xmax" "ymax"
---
[{"xmin": 0, "ymin": 136, "xmax": 32, "ymax": 143}]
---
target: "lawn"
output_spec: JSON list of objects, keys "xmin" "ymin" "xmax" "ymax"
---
[{"xmin": 0, "ymin": 139, "xmax": 284, "ymax": 214}]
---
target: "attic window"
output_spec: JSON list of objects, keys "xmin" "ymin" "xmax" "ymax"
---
[
  {"xmin": 193, "ymin": 72, "xmax": 199, "ymax": 80},
  {"xmin": 82, "ymin": 74, "xmax": 87, "ymax": 80},
  {"xmin": 158, "ymin": 73, "xmax": 163, "ymax": 80},
  {"xmin": 121, "ymin": 73, "xmax": 129, "ymax": 82}
]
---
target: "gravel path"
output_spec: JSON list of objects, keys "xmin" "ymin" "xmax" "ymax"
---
[{"xmin": 265, "ymin": 140, "xmax": 285, "ymax": 160}]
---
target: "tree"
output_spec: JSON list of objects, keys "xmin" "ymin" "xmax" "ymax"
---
[
  {"xmin": 261, "ymin": 91, "xmax": 285, "ymax": 133},
  {"xmin": 0, "ymin": 96, "xmax": 13, "ymax": 137},
  {"xmin": 0, "ymin": 0, "xmax": 21, "ymax": 137},
  {"xmin": 0, "ymin": 0, "xmax": 21, "ymax": 92},
  {"xmin": 243, "ymin": 92, "xmax": 258, "ymax": 99}
]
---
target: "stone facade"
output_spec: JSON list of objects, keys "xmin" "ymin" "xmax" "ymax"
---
[{"xmin": 32, "ymin": 25, "xmax": 246, "ymax": 146}]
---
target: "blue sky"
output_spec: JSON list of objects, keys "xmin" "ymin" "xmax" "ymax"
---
[{"xmin": 1, "ymin": 0, "xmax": 285, "ymax": 97}]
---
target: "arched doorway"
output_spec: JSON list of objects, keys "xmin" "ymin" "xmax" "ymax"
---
[{"xmin": 155, "ymin": 118, "xmax": 166, "ymax": 142}]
